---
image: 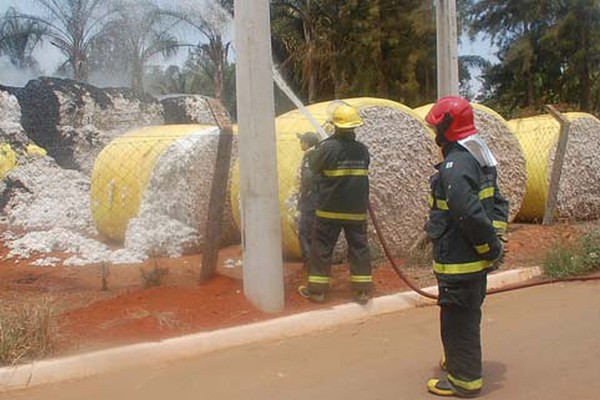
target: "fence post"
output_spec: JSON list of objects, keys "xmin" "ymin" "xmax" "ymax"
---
[
  {"xmin": 200, "ymin": 99, "xmax": 234, "ymax": 281},
  {"xmin": 543, "ymin": 105, "xmax": 571, "ymax": 225}
]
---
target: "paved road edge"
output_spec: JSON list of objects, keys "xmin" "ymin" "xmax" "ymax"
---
[{"xmin": 0, "ymin": 267, "xmax": 542, "ymax": 392}]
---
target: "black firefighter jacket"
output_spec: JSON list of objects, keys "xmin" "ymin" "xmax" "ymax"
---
[
  {"xmin": 426, "ymin": 143, "xmax": 509, "ymax": 281},
  {"xmin": 309, "ymin": 131, "xmax": 370, "ymax": 223},
  {"xmin": 298, "ymin": 148, "xmax": 318, "ymax": 212}
]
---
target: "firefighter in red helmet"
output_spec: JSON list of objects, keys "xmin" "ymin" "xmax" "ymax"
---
[{"xmin": 424, "ymin": 96, "xmax": 509, "ymax": 397}]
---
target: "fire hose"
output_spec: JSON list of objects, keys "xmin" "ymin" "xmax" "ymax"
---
[{"xmin": 367, "ymin": 204, "xmax": 600, "ymax": 301}]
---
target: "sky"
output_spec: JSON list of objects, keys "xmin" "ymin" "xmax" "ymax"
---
[{"xmin": 0, "ymin": 0, "xmax": 498, "ymax": 90}]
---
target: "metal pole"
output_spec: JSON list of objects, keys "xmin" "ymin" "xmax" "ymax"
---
[
  {"xmin": 436, "ymin": 0, "xmax": 459, "ymax": 97},
  {"xmin": 543, "ymin": 105, "xmax": 571, "ymax": 225},
  {"xmin": 234, "ymin": 0, "xmax": 285, "ymax": 312}
]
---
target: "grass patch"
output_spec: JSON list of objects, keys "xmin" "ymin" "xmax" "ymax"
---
[
  {"xmin": 543, "ymin": 228, "xmax": 600, "ymax": 278},
  {"xmin": 0, "ymin": 299, "xmax": 55, "ymax": 366}
]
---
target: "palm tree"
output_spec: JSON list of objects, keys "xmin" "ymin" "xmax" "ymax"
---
[
  {"xmin": 162, "ymin": 0, "xmax": 233, "ymax": 101},
  {"xmin": 8, "ymin": 0, "xmax": 115, "ymax": 81},
  {"xmin": 101, "ymin": 1, "xmax": 180, "ymax": 91},
  {"xmin": 0, "ymin": 7, "xmax": 45, "ymax": 70}
]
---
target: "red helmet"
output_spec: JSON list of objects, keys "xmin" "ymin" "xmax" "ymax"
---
[{"xmin": 425, "ymin": 96, "xmax": 477, "ymax": 142}]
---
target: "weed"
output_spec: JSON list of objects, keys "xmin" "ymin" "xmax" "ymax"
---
[
  {"xmin": 140, "ymin": 255, "xmax": 169, "ymax": 288},
  {"xmin": 0, "ymin": 299, "xmax": 55, "ymax": 366},
  {"xmin": 140, "ymin": 267, "xmax": 169, "ymax": 288},
  {"xmin": 543, "ymin": 228, "xmax": 600, "ymax": 278},
  {"xmin": 98, "ymin": 262, "xmax": 110, "ymax": 291}
]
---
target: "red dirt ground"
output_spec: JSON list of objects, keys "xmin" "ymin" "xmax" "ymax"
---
[{"xmin": 0, "ymin": 222, "xmax": 591, "ymax": 359}]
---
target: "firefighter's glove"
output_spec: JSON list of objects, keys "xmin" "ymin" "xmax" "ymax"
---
[
  {"xmin": 489, "ymin": 240, "xmax": 506, "ymax": 271},
  {"xmin": 496, "ymin": 230, "xmax": 508, "ymax": 243},
  {"xmin": 481, "ymin": 239, "xmax": 503, "ymax": 262}
]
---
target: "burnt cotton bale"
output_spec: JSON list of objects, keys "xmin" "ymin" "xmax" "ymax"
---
[
  {"xmin": 0, "ymin": 88, "xmax": 32, "ymax": 152},
  {"xmin": 15, "ymin": 77, "xmax": 164, "ymax": 173},
  {"xmin": 161, "ymin": 95, "xmax": 218, "ymax": 125},
  {"xmin": 1, "ymin": 88, "xmax": 47, "ymax": 184}
]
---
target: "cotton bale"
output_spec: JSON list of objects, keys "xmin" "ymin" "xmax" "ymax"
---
[
  {"xmin": 508, "ymin": 112, "xmax": 600, "ymax": 221},
  {"xmin": 90, "ymin": 125, "xmax": 239, "ymax": 257},
  {"xmin": 16, "ymin": 77, "xmax": 164, "ymax": 173},
  {"xmin": 413, "ymin": 103, "xmax": 527, "ymax": 221},
  {"xmin": 230, "ymin": 97, "xmax": 439, "ymax": 260}
]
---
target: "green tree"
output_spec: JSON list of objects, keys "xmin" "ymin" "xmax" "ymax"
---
[
  {"xmin": 467, "ymin": 0, "xmax": 600, "ymax": 114},
  {"xmin": 467, "ymin": 0, "xmax": 552, "ymax": 108},
  {"xmin": 271, "ymin": 0, "xmax": 440, "ymax": 106},
  {"xmin": 162, "ymin": 0, "xmax": 233, "ymax": 101},
  {"xmin": 549, "ymin": 0, "xmax": 600, "ymax": 111}
]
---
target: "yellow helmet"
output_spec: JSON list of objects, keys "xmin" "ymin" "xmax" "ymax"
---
[{"xmin": 329, "ymin": 102, "xmax": 364, "ymax": 129}]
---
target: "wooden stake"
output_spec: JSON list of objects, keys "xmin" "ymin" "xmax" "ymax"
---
[
  {"xmin": 200, "ymin": 99, "xmax": 234, "ymax": 281},
  {"xmin": 543, "ymin": 105, "xmax": 571, "ymax": 225}
]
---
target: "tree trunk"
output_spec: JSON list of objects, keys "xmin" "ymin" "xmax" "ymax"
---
[
  {"xmin": 580, "ymin": 30, "xmax": 591, "ymax": 112},
  {"xmin": 212, "ymin": 36, "xmax": 225, "ymax": 101},
  {"xmin": 306, "ymin": 32, "xmax": 317, "ymax": 104},
  {"xmin": 525, "ymin": 69, "xmax": 535, "ymax": 108},
  {"xmin": 131, "ymin": 62, "xmax": 143, "ymax": 92},
  {"xmin": 371, "ymin": 0, "xmax": 388, "ymax": 97},
  {"xmin": 72, "ymin": 50, "xmax": 88, "ymax": 82}
]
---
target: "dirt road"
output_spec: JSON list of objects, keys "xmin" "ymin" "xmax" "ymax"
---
[{"xmin": 3, "ymin": 281, "xmax": 599, "ymax": 400}]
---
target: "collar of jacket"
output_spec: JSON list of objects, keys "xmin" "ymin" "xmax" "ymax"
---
[
  {"xmin": 441, "ymin": 141, "xmax": 464, "ymax": 158},
  {"xmin": 331, "ymin": 129, "xmax": 356, "ymax": 141}
]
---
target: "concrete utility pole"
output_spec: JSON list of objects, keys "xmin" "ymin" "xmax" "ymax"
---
[
  {"xmin": 436, "ymin": 0, "xmax": 459, "ymax": 97},
  {"xmin": 234, "ymin": 0, "xmax": 285, "ymax": 312}
]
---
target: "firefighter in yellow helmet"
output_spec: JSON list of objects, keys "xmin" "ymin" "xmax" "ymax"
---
[
  {"xmin": 425, "ymin": 96, "xmax": 508, "ymax": 397},
  {"xmin": 298, "ymin": 102, "xmax": 372, "ymax": 304}
]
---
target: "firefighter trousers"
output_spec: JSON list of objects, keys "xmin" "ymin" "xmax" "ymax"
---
[
  {"xmin": 308, "ymin": 217, "xmax": 372, "ymax": 293},
  {"xmin": 437, "ymin": 274, "xmax": 487, "ymax": 395}
]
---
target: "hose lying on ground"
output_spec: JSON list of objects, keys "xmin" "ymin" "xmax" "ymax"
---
[{"xmin": 368, "ymin": 204, "xmax": 600, "ymax": 301}]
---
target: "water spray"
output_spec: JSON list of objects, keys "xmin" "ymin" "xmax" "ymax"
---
[{"xmin": 271, "ymin": 66, "xmax": 328, "ymax": 139}]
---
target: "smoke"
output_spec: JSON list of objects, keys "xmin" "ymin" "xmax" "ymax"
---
[{"xmin": 0, "ymin": 57, "xmax": 41, "ymax": 87}]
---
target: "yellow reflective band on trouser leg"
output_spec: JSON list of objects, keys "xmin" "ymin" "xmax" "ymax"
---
[
  {"xmin": 316, "ymin": 210, "xmax": 368, "ymax": 221},
  {"xmin": 493, "ymin": 220, "xmax": 508, "ymax": 231},
  {"xmin": 350, "ymin": 275, "xmax": 373, "ymax": 283},
  {"xmin": 474, "ymin": 243, "xmax": 490, "ymax": 255},
  {"xmin": 308, "ymin": 275, "xmax": 331, "ymax": 285},
  {"xmin": 433, "ymin": 260, "xmax": 493, "ymax": 274},
  {"xmin": 448, "ymin": 374, "xmax": 483, "ymax": 391}
]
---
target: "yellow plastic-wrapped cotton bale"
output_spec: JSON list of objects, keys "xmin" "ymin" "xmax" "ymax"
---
[
  {"xmin": 90, "ymin": 125, "xmax": 238, "ymax": 256},
  {"xmin": 231, "ymin": 98, "xmax": 439, "ymax": 260},
  {"xmin": 508, "ymin": 113, "xmax": 600, "ymax": 221},
  {"xmin": 413, "ymin": 103, "xmax": 527, "ymax": 221}
]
